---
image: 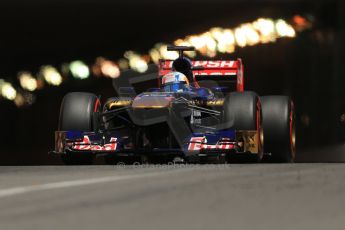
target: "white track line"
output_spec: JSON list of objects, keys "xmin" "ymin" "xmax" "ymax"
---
[{"xmin": 0, "ymin": 169, "xmax": 193, "ymax": 199}]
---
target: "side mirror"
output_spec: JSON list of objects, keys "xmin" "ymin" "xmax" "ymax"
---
[
  {"xmin": 118, "ymin": 87, "xmax": 136, "ymax": 98},
  {"xmin": 212, "ymin": 87, "xmax": 229, "ymax": 97}
]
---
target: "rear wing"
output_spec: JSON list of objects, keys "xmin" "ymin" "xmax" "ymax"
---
[{"xmin": 158, "ymin": 59, "xmax": 244, "ymax": 92}]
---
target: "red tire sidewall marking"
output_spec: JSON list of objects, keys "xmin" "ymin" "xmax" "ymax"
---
[
  {"xmin": 94, "ymin": 98, "xmax": 101, "ymax": 112},
  {"xmin": 256, "ymin": 99, "xmax": 263, "ymax": 156},
  {"xmin": 289, "ymin": 100, "xmax": 296, "ymax": 159}
]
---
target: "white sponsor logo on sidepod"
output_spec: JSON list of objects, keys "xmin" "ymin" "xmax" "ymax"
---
[
  {"xmin": 188, "ymin": 137, "xmax": 233, "ymax": 150},
  {"xmin": 73, "ymin": 136, "xmax": 117, "ymax": 151}
]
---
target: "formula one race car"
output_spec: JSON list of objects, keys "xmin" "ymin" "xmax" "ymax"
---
[{"xmin": 51, "ymin": 46, "xmax": 296, "ymax": 164}]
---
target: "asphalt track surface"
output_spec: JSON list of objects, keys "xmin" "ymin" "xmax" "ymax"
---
[{"xmin": 0, "ymin": 162, "xmax": 345, "ymax": 230}]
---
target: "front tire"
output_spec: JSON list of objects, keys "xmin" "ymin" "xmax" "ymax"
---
[
  {"xmin": 59, "ymin": 92, "xmax": 101, "ymax": 165},
  {"xmin": 223, "ymin": 91, "xmax": 263, "ymax": 160}
]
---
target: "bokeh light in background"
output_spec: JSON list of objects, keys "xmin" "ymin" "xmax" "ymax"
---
[
  {"xmin": 235, "ymin": 27, "xmax": 248, "ymax": 47},
  {"xmin": 117, "ymin": 58, "xmax": 130, "ymax": 70},
  {"xmin": 173, "ymin": 18, "xmax": 296, "ymax": 55},
  {"xmin": 293, "ymin": 14, "xmax": 313, "ymax": 32},
  {"xmin": 18, "ymin": 72, "xmax": 38, "ymax": 91},
  {"xmin": 149, "ymin": 43, "xmax": 180, "ymax": 64},
  {"xmin": 14, "ymin": 91, "xmax": 36, "ymax": 107},
  {"xmin": 209, "ymin": 28, "xmax": 235, "ymax": 53},
  {"xmin": 69, "ymin": 61, "xmax": 90, "ymax": 79},
  {"xmin": 275, "ymin": 19, "xmax": 296, "ymax": 37},
  {"xmin": 92, "ymin": 57, "xmax": 121, "ymax": 79},
  {"xmin": 0, "ymin": 79, "xmax": 17, "ymax": 100},
  {"xmin": 40, "ymin": 66, "xmax": 63, "ymax": 86},
  {"xmin": 253, "ymin": 18, "xmax": 276, "ymax": 43},
  {"xmin": 0, "ymin": 16, "xmax": 311, "ymax": 107},
  {"xmin": 124, "ymin": 51, "xmax": 149, "ymax": 73}
]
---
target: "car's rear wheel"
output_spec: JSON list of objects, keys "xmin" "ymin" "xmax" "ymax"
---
[
  {"xmin": 261, "ymin": 96, "xmax": 296, "ymax": 163},
  {"xmin": 223, "ymin": 91, "xmax": 263, "ymax": 160},
  {"xmin": 59, "ymin": 92, "xmax": 101, "ymax": 165}
]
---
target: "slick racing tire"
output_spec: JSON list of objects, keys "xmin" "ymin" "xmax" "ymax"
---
[
  {"xmin": 261, "ymin": 96, "xmax": 296, "ymax": 163},
  {"xmin": 223, "ymin": 91, "xmax": 263, "ymax": 160},
  {"xmin": 59, "ymin": 92, "xmax": 101, "ymax": 165}
]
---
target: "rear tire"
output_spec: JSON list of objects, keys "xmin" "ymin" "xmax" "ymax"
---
[
  {"xmin": 261, "ymin": 96, "xmax": 296, "ymax": 163},
  {"xmin": 59, "ymin": 92, "xmax": 101, "ymax": 165}
]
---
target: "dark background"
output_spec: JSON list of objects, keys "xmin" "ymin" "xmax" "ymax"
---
[{"xmin": 0, "ymin": 0, "xmax": 344, "ymax": 164}]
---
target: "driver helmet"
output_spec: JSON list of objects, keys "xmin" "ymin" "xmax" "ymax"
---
[
  {"xmin": 172, "ymin": 57, "xmax": 193, "ymax": 81},
  {"xmin": 162, "ymin": 71, "xmax": 190, "ymax": 86}
]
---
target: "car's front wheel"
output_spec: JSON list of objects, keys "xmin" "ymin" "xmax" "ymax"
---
[
  {"xmin": 261, "ymin": 96, "xmax": 296, "ymax": 163},
  {"xmin": 59, "ymin": 92, "xmax": 101, "ymax": 165},
  {"xmin": 223, "ymin": 91, "xmax": 263, "ymax": 161}
]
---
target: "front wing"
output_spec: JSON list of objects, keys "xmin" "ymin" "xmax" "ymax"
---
[{"xmin": 51, "ymin": 129, "xmax": 261, "ymax": 162}]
